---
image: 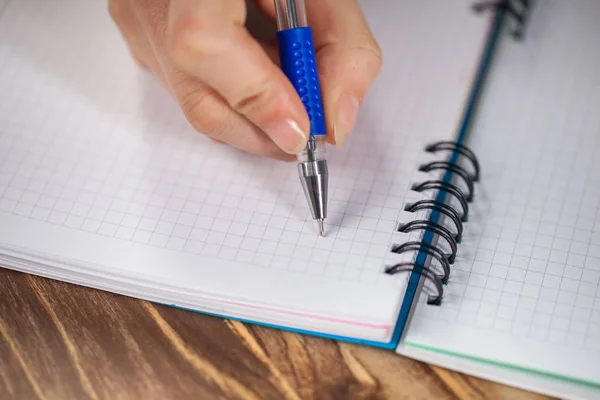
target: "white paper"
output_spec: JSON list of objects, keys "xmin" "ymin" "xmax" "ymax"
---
[{"xmin": 0, "ymin": 0, "xmax": 489, "ymax": 340}]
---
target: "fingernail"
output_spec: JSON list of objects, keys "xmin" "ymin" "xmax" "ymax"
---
[
  {"xmin": 335, "ymin": 93, "xmax": 359, "ymax": 145},
  {"xmin": 264, "ymin": 119, "xmax": 308, "ymax": 154}
]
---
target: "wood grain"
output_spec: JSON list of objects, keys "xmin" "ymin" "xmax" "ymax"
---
[{"xmin": 0, "ymin": 268, "xmax": 553, "ymax": 400}]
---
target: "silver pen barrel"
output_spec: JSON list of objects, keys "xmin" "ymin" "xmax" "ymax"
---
[
  {"xmin": 297, "ymin": 136, "xmax": 328, "ymax": 235},
  {"xmin": 274, "ymin": 0, "xmax": 306, "ymax": 30}
]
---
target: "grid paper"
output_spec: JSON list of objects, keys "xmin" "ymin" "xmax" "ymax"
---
[
  {"xmin": 0, "ymin": 0, "xmax": 490, "ymax": 334},
  {"xmin": 404, "ymin": 0, "xmax": 600, "ymax": 387}
]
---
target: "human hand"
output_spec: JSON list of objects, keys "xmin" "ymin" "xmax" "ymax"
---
[{"xmin": 109, "ymin": 0, "xmax": 382, "ymax": 161}]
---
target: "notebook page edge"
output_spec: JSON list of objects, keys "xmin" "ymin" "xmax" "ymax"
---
[
  {"xmin": 0, "ymin": 251, "xmax": 394, "ymax": 342},
  {"xmin": 0, "ymin": 211, "xmax": 404, "ymax": 340},
  {"xmin": 399, "ymin": 344, "xmax": 598, "ymax": 400}
]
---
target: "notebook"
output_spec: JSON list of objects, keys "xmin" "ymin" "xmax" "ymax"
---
[{"xmin": 0, "ymin": 0, "xmax": 598, "ymax": 398}]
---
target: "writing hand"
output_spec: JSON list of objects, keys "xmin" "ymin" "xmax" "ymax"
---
[{"xmin": 109, "ymin": 0, "xmax": 382, "ymax": 160}]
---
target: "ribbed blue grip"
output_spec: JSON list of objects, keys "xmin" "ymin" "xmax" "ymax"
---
[{"xmin": 276, "ymin": 27, "xmax": 326, "ymax": 137}]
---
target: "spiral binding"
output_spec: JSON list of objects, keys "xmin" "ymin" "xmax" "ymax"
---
[
  {"xmin": 425, "ymin": 141, "xmax": 480, "ymax": 182},
  {"xmin": 472, "ymin": 0, "xmax": 533, "ymax": 40},
  {"xmin": 411, "ymin": 180, "xmax": 470, "ymax": 221},
  {"xmin": 391, "ymin": 242, "xmax": 451, "ymax": 284},
  {"xmin": 405, "ymin": 200, "xmax": 464, "ymax": 242},
  {"xmin": 419, "ymin": 161, "xmax": 475, "ymax": 201},
  {"xmin": 398, "ymin": 220, "xmax": 458, "ymax": 261},
  {"xmin": 384, "ymin": 141, "xmax": 480, "ymax": 306},
  {"xmin": 382, "ymin": 0, "xmax": 533, "ymax": 306}
]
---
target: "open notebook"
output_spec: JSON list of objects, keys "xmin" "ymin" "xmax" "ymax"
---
[{"xmin": 0, "ymin": 0, "xmax": 598, "ymax": 399}]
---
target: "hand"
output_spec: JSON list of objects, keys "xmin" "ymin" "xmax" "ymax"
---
[{"xmin": 109, "ymin": 0, "xmax": 382, "ymax": 161}]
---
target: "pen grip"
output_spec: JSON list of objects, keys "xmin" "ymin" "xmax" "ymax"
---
[{"xmin": 276, "ymin": 27, "xmax": 326, "ymax": 137}]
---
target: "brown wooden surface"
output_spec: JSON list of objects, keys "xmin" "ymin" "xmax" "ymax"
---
[{"xmin": 0, "ymin": 268, "xmax": 553, "ymax": 400}]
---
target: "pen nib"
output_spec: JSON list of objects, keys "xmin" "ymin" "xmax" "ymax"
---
[{"xmin": 317, "ymin": 219, "xmax": 324, "ymax": 236}]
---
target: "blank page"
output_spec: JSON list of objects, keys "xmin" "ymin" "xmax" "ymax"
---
[
  {"xmin": 0, "ymin": 0, "xmax": 490, "ymax": 340},
  {"xmin": 402, "ymin": 0, "xmax": 600, "ymax": 389}
]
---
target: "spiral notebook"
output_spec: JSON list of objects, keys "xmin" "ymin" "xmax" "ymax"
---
[{"xmin": 0, "ymin": 0, "xmax": 598, "ymax": 398}]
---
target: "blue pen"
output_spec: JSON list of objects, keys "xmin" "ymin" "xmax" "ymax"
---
[{"xmin": 274, "ymin": 0, "xmax": 328, "ymax": 236}]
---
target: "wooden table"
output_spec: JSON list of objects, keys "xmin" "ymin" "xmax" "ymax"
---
[{"xmin": 0, "ymin": 268, "xmax": 551, "ymax": 400}]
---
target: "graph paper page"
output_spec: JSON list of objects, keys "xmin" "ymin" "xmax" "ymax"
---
[
  {"xmin": 403, "ymin": 0, "xmax": 600, "ymax": 387},
  {"xmin": 0, "ymin": 0, "xmax": 489, "ymax": 338}
]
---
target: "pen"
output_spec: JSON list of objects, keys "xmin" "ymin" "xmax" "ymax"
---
[{"xmin": 274, "ymin": 0, "xmax": 328, "ymax": 236}]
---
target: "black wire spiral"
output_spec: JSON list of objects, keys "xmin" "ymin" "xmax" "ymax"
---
[
  {"xmin": 391, "ymin": 241, "xmax": 452, "ymax": 284},
  {"xmin": 411, "ymin": 180, "xmax": 470, "ymax": 220},
  {"xmin": 405, "ymin": 200, "xmax": 464, "ymax": 242},
  {"xmin": 398, "ymin": 220, "xmax": 458, "ymax": 261},
  {"xmin": 383, "ymin": 1, "xmax": 532, "ymax": 305},
  {"xmin": 418, "ymin": 161, "xmax": 475, "ymax": 202},
  {"xmin": 384, "ymin": 140, "xmax": 481, "ymax": 306},
  {"xmin": 425, "ymin": 141, "xmax": 481, "ymax": 182}
]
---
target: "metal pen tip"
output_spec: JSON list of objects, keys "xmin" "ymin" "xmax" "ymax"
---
[{"xmin": 317, "ymin": 219, "xmax": 324, "ymax": 236}]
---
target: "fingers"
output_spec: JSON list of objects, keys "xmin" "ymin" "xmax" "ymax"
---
[
  {"xmin": 108, "ymin": 0, "xmax": 171, "ymax": 90},
  {"xmin": 109, "ymin": 0, "xmax": 293, "ymax": 161},
  {"xmin": 108, "ymin": 0, "xmax": 151, "ymax": 70},
  {"xmin": 173, "ymin": 75, "xmax": 295, "ymax": 161},
  {"xmin": 308, "ymin": 0, "xmax": 382, "ymax": 146},
  {"xmin": 254, "ymin": 0, "xmax": 382, "ymax": 146},
  {"xmin": 111, "ymin": 0, "xmax": 295, "ymax": 161},
  {"xmin": 167, "ymin": 0, "xmax": 310, "ymax": 154}
]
